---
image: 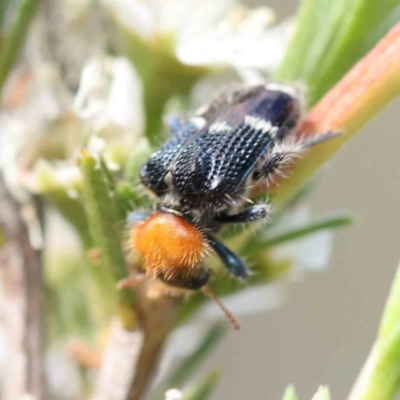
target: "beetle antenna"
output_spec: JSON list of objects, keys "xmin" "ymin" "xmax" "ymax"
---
[{"xmin": 202, "ymin": 286, "xmax": 241, "ymax": 330}]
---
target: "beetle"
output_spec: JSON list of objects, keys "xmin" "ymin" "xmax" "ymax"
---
[{"xmin": 126, "ymin": 82, "xmax": 336, "ymax": 327}]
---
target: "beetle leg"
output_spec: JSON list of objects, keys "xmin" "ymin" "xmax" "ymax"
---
[
  {"xmin": 214, "ymin": 204, "xmax": 271, "ymax": 224},
  {"xmin": 253, "ymin": 130, "xmax": 341, "ymax": 182},
  {"xmin": 205, "ymin": 234, "xmax": 249, "ymax": 279},
  {"xmin": 253, "ymin": 140, "xmax": 303, "ymax": 182}
]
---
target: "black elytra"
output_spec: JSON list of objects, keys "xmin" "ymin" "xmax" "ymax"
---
[{"xmin": 140, "ymin": 83, "xmax": 300, "ymax": 211}]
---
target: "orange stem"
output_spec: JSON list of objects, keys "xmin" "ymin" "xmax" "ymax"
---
[{"xmin": 270, "ymin": 22, "xmax": 400, "ymax": 205}]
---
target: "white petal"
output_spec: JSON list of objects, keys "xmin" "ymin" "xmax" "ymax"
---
[
  {"xmin": 101, "ymin": 0, "xmax": 156, "ymax": 39},
  {"xmin": 176, "ymin": 7, "xmax": 288, "ymax": 73},
  {"xmin": 106, "ymin": 58, "xmax": 144, "ymax": 133},
  {"xmin": 73, "ymin": 57, "xmax": 144, "ymax": 138},
  {"xmin": 103, "ymin": 0, "xmax": 235, "ymax": 40},
  {"xmin": 165, "ymin": 389, "xmax": 183, "ymax": 400}
]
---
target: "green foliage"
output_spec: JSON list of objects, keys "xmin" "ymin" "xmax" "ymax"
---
[
  {"xmin": 282, "ymin": 385, "xmax": 299, "ymax": 400},
  {"xmin": 244, "ymin": 212, "xmax": 353, "ymax": 253},
  {"xmin": 0, "ymin": 0, "xmax": 11, "ymax": 27},
  {"xmin": 33, "ymin": 160, "xmax": 89, "ymax": 246},
  {"xmin": 47, "ymin": 263, "xmax": 95, "ymax": 342},
  {"xmin": 153, "ymin": 323, "xmax": 226, "ymax": 400},
  {"xmin": 311, "ymin": 387, "xmax": 330, "ymax": 400},
  {"xmin": 348, "ymin": 263, "xmax": 400, "ymax": 400},
  {"xmin": 276, "ymin": 0, "xmax": 400, "ymax": 105},
  {"xmin": 79, "ymin": 150, "xmax": 136, "ymax": 328},
  {"xmin": 181, "ymin": 370, "xmax": 222, "ymax": 400},
  {"xmin": 0, "ymin": 0, "xmax": 40, "ymax": 92},
  {"xmin": 379, "ymin": 267, "xmax": 400, "ymax": 339}
]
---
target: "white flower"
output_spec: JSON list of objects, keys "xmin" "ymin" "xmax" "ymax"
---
[
  {"xmin": 165, "ymin": 389, "xmax": 183, "ymax": 400},
  {"xmin": 0, "ymin": 47, "xmax": 70, "ymax": 201},
  {"xmin": 71, "ymin": 56, "xmax": 146, "ymax": 173},
  {"xmin": 102, "ymin": 0, "xmax": 291, "ymax": 74},
  {"xmin": 73, "ymin": 57, "xmax": 144, "ymax": 136},
  {"xmin": 1, "ymin": 51, "xmax": 145, "ymax": 197}
]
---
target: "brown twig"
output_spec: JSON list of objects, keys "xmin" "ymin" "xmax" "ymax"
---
[
  {"xmin": 126, "ymin": 283, "xmax": 178, "ymax": 400},
  {"xmin": 0, "ymin": 178, "xmax": 46, "ymax": 400},
  {"xmin": 91, "ymin": 322, "xmax": 144, "ymax": 400},
  {"xmin": 91, "ymin": 279, "xmax": 178, "ymax": 400}
]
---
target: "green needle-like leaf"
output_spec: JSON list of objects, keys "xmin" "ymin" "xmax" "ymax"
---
[
  {"xmin": 349, "ymin": 261, "xmax": 400, "ymax": 400},
  {"xmin": 276, "ymin": 0, "xmax": 400, "ymax": 105},
  {"xmin": 349, "ymin": 325, "xmax": 400, "ymax": 400},
  {"xmin": 380, "ymin": 265, "xmax": 400, "ymax": 339},
  {"xmin": 244, "ymin": 213, "xmax": 353, "ymax": 254},
  {"xmin": 79, "ymin": 150, "xmax": 136, "ymax": 329},
  {"xmin": 0, "ymin": 0, "xmax": 11, "ymax": 27},
  {"xmin": 273, "ymin": 22, "xmax": 400, "ymax": 206},
  {"xmin": 311, "ymin": 386, "xmax": 330, "ymax": 400},
  {"xmin": 182, "ymin": 370, "xmax": 222, "ymax": 400},
  {"xmin": 275, "ymin": 0, "xmax": 333, "ymax": 83},
  {"xmin": 282, "ymin": 385, "xmax": 299, "ymax": 400},
  {"xmin": 153, "ymin": 323, "xmax": 226, "ymax": 400},
  {"xmin": 0, "ymin": 0, "xmax": 40, "ymax": 92},
  {"xmin": 310, "ymin": 0, "xmax": 400, "ymax": 103},
  {"xmin": 33, "ymin": 160, "xmax": 90, "ymax": 246}
]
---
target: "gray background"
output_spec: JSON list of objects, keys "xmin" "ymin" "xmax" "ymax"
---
[{"xmin": 203, "ymin": 1, "xmax": 400, "ymax": 398}]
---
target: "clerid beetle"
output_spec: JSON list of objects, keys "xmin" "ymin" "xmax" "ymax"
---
[{"xmin": 126, "ymin": 82, "xmax": 337, "ymax": 329}]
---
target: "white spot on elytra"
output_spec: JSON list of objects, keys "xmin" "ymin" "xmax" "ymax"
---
[
  {"xmin": 265, "ymin": 82, "xmax": 298, "ymax": 98},
  {"xmin": 244, "ymin": 115, "xmax": 272, "ymax": 133},
  {"xmin": 190, "ymin": 116, "xmax": 206, "ymax": 129},
  {"xmin": 209, "ymin": 120, "xmax": 232, "ymax": 134},
  {"xmin": 210, "ymin": 176, "xmax": 222, "ymax": 190}
]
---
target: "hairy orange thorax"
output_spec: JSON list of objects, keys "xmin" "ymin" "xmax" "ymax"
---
[{"xmin": 131, "ymin": 212, "xmax": 206, "ymax": 274}]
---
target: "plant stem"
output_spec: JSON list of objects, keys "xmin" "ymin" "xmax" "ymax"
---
[
  {"xmin": 0, "ymin": 0, "xmax": 40, "ymax": 93},
  {"xmin": 348, "ymin": 261, "xmax": 400, "ymax": 400},
  {"xmin": 91, "ymin": 322, "xmax": 144, "ymax": 400},
  {"xmin": 80, "ymin": 150, "xmax": 137, "ymax": 328},
  {"xmin": 272, "ymin": 21, "xmax": 400, "ymax": 205},
  {"xmin": 90, "ymin": 279, "xmax": 178, "ymax": 400},
  {"xmin": 0, "ymin": 179, "xmax": 46, "ymax": 400},
  {"xmin": 125, "ymin": 281, "xmax": 179, "ymax": 400}
]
